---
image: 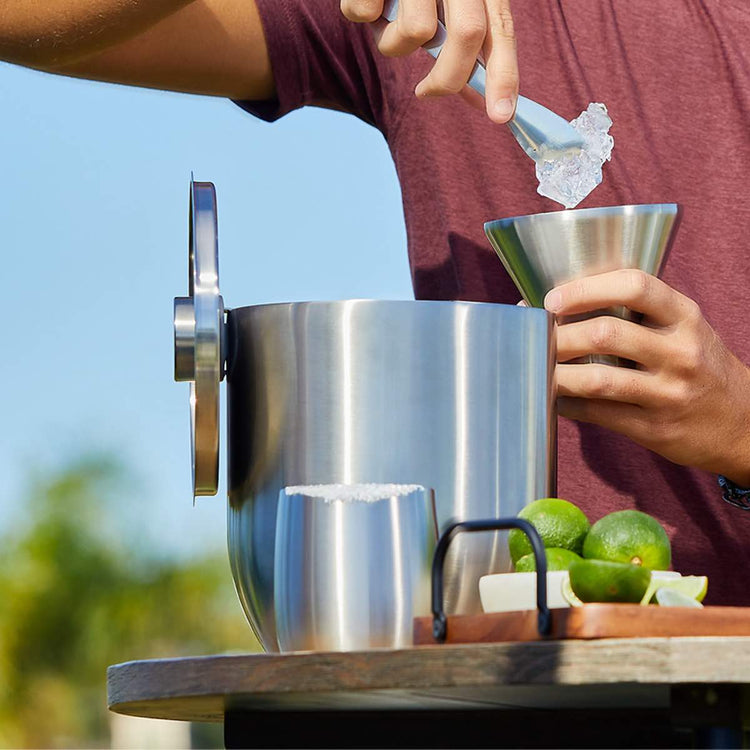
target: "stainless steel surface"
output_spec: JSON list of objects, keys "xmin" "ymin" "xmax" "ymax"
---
[
  {"xmin": 381, "ymin": 0, "xmax": 585, "ymax": 158},
  {"xmin": 484, "ymin": 204, "xmax": 681, "ymax": 365},
  {"xmin": 173, "ymin": 181, "xmax": 224, "ymax": 497},
  {"xmin": 484, "ymin": 203, "xmax": 680, "ymax": 307},
  {"xmin": 226, "ymin": 299, "xmax": 556, "ymax": 651},
  {"xmin": 274, "ymin": 484, "xmax": 437, "ymax": 652},
  {"xmin": 508, "ymin": 98, "xmax": 585, "ymax": 160},
  {"xmin": 171, "ymin": 180, "xmax": 557, "ymax": 651}
]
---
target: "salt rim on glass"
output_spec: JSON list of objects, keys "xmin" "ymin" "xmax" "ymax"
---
[{"xmin": 283, "ymin": 483, "xmax": 425, "ymax": 504}]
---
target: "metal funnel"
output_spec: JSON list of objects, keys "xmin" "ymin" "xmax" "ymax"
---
[
  {"xmin": 484, "ymin": 204, "xmax": 681, "ymax": 309},
  {"xmin": 484, "ymin": 204, "xmax": 681, "ymax": 366}
]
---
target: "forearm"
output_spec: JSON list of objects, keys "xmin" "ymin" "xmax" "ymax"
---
[{"xmin": 0, "ymin": 0, "xmax": 198, "ymax": 68}]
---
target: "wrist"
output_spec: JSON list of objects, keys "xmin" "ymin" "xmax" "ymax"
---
[
  {"xmin": 698, "ymin": 443, "xmax": 750, "ymax": 488},
  {"xmin": 710, "ymin": 363, "xmax": 750, "ymax": 486},
  {"xmin": 718, "ymin": 468, "xmax": 750, "ymax": 488}
]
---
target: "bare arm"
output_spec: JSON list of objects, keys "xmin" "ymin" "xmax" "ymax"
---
[
  {"xmin": 0, "ymin": 0, "xmax": 198, "ymax": 67},
  {"xmin": 2, "ymin": 0, "xmax": 274, "ymax": 101}
]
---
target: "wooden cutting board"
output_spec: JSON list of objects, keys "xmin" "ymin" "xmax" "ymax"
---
[{"xmin": 413, "ymin": 604, "xmax": 750, "ymax": 645}]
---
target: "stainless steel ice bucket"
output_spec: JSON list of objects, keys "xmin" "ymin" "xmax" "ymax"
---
[{"xmin": 174, "ymin": 182, "xmax": 556, "ymax": 651}]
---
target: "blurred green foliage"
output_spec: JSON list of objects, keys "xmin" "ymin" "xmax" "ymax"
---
[{"xmin": 0, "ymin": 455, "xmax": 260, "ymax": 748}]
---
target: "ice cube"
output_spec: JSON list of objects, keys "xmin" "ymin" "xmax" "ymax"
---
[
  {"xmin": 573, "ymin": 103, "xmax": 614, "ymax": 163},
  {"xmin": 535, "ymin": 102, "xmax": 614, "ymax": 209}
]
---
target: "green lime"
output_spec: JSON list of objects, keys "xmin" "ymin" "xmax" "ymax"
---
[
  {"xmin": 508, "ymin": 498, "xmax": 590, "ymax": 565},
  {"xmin": 569, "ymin": 559, "xmax": 652, "ymax": 603},
  {"xmin": 560, "ymin": 574, "xmax": 584, "ymax": 607},
  {"xmin": 655, "ymin": 588, "xmax": 704, "ymax": 608},
  {"xmin": 583, "ymin": 510, "xmax": 671, "ymax": 569},
  {"xmin": 640, "ymin": 575, "xmax": 708, "ymax": 605},
  {"xmin": 515, "ymin": 548, "xmax": 582, "ymax": 572}
]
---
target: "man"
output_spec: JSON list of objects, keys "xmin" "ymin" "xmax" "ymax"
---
[{"xmin": 3, "ymin": 0, "xmax": 749, "ymax": 602}]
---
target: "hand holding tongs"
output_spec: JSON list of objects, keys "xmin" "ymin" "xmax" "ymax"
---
[{"xmin": 381, "ymin": 0, "xmax": 584, "ymax": 160}]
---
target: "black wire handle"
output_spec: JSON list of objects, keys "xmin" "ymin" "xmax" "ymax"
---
[{"xmin": 431, "ymin": 518, "xmax": 551, "ymax": 642}]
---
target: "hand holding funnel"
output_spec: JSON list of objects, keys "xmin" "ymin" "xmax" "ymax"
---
[{"xmin": 484, "ymin": 204, "xmax": 681, "ymax": 365}]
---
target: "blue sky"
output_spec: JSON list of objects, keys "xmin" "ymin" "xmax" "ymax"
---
[{"xmin": 0, "ymin": 62, "xmax": 412, "ymax": 557}]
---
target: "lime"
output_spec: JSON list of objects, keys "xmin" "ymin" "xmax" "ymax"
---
[
  {"xmin": 515, "ymin": 548, "xmax": 582, "ymax": 572},
  {"xmin": 569, "ymin": 558, "xmax": 652, "ymax": 603},
  {"xmin": 638, "ymin": 570, "xmax": 682, "ymax": 602},
  {"xmin": 583, "ymin": 510, "xmax": 671, "ymax": 569},
  {"xmin": 508, "ymin": 498, "xmax": 590, "ymax": 564},
  {"xmin": 640, "ymin": 575, "xmax": 708, "ymax": 605},
  {"xmin": 560, "ymin": 574, "xmax": 584, "ymax": 607},
  {"xmin": 655, "ymin": 588, "xmax": 704, "ymax": 608}
]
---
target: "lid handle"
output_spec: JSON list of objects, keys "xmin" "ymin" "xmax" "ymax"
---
[{"xmin": 173, "ymin": 179, "xmax": 224, "ymax": 497}]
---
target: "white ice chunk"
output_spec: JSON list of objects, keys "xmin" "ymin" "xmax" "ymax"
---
[{"xmin": 535, "ymin": 102, "xmax": 614, "ymax": 209}]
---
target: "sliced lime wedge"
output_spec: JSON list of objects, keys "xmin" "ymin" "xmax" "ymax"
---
[
  {"xmin": 640, "ymin": 574, "xmax": 708, "ymax": 605},
  {"xmin": 655, "ymin": 588, "xmax": 704, "ymax": 608},
  {"xmin": 638, "ymin": 570, "xmax": 682, "ymax": 604},
  {"xmin": 560, "ymin": 573, "xmax": 584, "ymax": 607}
]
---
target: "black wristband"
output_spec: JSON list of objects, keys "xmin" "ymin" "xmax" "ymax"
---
[{"xmin": 718, "ymin": 475, "xmax": 750, "ymax": 510}]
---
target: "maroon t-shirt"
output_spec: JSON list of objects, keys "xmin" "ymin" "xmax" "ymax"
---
[{"xmin": 239, "ymin": 0, "xmax": 750, "ymax": 604}]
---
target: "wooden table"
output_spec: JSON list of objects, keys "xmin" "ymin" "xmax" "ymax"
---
[{"xmin": 108, "ymin": 637, "xmax": 750, "ymax": 748}]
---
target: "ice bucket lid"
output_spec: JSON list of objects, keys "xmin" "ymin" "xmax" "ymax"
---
[{"xmin": 173, "ymin": 180, "xmax": 224, "ymax": 497}]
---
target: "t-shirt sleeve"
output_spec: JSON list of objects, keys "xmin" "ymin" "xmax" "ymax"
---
[{"xmin": 234, "ymin": 0, "xmax": 402, "ymax": 135}]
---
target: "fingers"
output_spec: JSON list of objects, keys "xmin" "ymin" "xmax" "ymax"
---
[
  {"xmin": 555, "ymin": 363, "xmax": 659, "ymax": 407},
  {"xmin": 341, "ymin": 0, "xmax": 384, "ymax": 23},
  {"xmin": 458, "ymin": 84, "xmax": 486, "ymax": 112},
  {"xmin": 376, "ymin": 0, "xmax": 439, "ymax": 57},
  {"xmin": 544, "ymin": 270, "xmax": 688, "ymax": 328},
  {"xmin": 557, "ymin": 396, "xmax": 647, "ymax": 435},
  {"xmin": 414, "ymin": 0, "xmax": 487, "ymax": 98},
  {"xmin": 344, "ymin": 0, "xmax": 519, "ymax": 121},
  {"xmin": 556, "ymin": 314, "xmax": 666, "ymax": 367},
  {"xmin": 481, "ymin": 0, "xmax": 518, "ymax": 123}
]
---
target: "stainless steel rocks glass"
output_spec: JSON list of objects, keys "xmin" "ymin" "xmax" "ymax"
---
[
  {"xmin": 484, "ymin": 204, "xmax": 681, "ymax": 365},
  {"xmin": 174, "ymin": 181, "xmax": 557, "ymax": 652},
  {"xmin": 274, "ymin": 484, "xmax": 437, "ymax": 652}
]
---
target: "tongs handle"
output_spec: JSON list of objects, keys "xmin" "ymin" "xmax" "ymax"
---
[
  {"xmin": 381, "ymin": 0, "xmax": 584, "ymax": 159},
  {"xmin": 382, "ymin": 0, "xmax": 485, "ymax": 94}
]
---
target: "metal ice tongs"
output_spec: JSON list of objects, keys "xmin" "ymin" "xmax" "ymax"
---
[{"xmin": 382, "ymin": 0, "xmax": 584, "ymax": 159}]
